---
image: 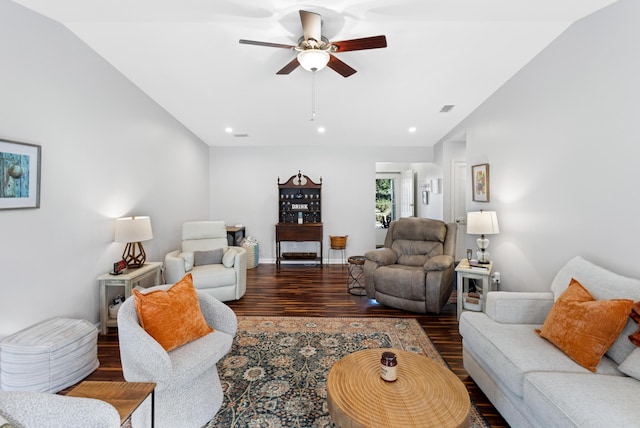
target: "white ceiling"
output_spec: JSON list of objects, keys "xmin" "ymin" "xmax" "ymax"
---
[{"xmin": 12, "ymin": 0, "xmax": 617, "ymax": 147}]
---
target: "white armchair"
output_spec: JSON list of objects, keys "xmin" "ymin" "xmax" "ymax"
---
[
  {"xmin": 0, "ymin": 391, "xmax": 120, "ymax": 428},
  {"xmin": 117, "ymin": 284, "xmax": 237, "ymax": 428},
  {"xmin": 164, "ymin": 221, "xmax": 246, "ymax": 301}
]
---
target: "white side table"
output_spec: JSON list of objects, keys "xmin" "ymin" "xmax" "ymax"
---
[
  {"xmin": 455, "ymin": 259, "xmax": 493, "ymax": 320},
  {"xmin": 98, "ymin": 262, "xmax": 163, "ymax": 334}
]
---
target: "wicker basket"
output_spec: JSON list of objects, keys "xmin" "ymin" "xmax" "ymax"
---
[
  {"xmin": 244, "ymin": 244, "xmax": 259, "ymax": 269},
  {"xmin": 330, "ymin": 235, "xmax": 348, "ymax": 249}
]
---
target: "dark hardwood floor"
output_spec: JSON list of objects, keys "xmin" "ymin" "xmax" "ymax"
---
[{"xmin": 91, "ymin": 263, "xmax": 509, "ymax": 427}]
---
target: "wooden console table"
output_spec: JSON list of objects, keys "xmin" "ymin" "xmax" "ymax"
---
[{"xmin": 275, "ymin": 223, "xmax": 323, "ymax": 267}]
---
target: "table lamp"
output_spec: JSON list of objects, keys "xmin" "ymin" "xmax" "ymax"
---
[
  {"xmin": 114, "ymin": 216, "xmax": 153, "ymax": 268},
  {"xmin": 466, "ymin": 210, "xmax": 499, "ymax": 264}
]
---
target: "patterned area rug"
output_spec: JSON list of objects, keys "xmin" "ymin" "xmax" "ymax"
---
[{"xmin": 206, "ymin": 316, "xmax": 489, "ymax": 428}]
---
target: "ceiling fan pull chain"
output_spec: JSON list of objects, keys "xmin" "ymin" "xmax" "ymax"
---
[{"xmin": 310, "ymin": 70, "xmax": 316, "ymax": 121}]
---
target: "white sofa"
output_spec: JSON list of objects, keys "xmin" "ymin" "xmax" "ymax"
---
[
  {"xmin": 460, "ymin": 256, "xmax": 640, "ymax": 428},
  {"xmin": 164, "ymin": 221, "xmax": 246, "ymax": 302}
]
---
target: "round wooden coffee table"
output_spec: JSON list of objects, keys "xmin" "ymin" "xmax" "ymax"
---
[{"xmin": 327, "ymin": 348, "xmax": 470, "ymax": 428}]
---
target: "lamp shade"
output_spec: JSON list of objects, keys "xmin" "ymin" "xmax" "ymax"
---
[
  {"xmin": 114, "ymin": 216, "xmax": 153, "ymax": 243},
  {"xmin": 297, "ymin": 49, "xmax": 330, "ymax": 72},
  {"xmin": 466, "ymin": 211, "xmax": 500, "ymax": 235}
]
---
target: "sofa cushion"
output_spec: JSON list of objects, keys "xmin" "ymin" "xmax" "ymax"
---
[
  {"xmin": 538, "ymin": 278, "xmax": 633, "ymax": 372},
  {"xmin": 524, "ymin": 372, "xmax": 640, "ymax": 428},
  {"xmin": 459, "ymin": 311, "xmax": 621, "ymax": 399},
  {"xmin": 550, "ymin": 256, "xmax": 640, "ymax": 364},
  {"xmin": 194, "ymin": 248, "xmax": 224, "ymax": 266},
  {"xmin": 133, "ymin": 274, "xmax": 213, "ymax": 351}
]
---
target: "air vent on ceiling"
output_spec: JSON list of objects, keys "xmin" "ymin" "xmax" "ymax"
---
[
  {"xmin": 440, "ymin": 105, "xmax": 455, "ymax": 113},
  {"xmin": 233, "ymin": 133, "xmax": 249, "ymax": 138}
]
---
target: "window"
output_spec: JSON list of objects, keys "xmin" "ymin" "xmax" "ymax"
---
[{"xmin": 376, "ymin": 177, "xmax": 396, "ymax": 228}]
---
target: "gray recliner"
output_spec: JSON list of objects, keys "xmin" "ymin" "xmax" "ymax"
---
[{"xmin": 364, "ymin": 217, "xmax": 457, "ymax": 314}]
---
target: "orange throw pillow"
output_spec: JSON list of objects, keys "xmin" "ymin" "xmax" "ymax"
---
[
  {"xmin": 133, "ymin": 273, "xmax": 213, "ymax": 351},
  {"xmin": 537, "ymin": 278, "xmax": 633, "ymax": 372}
]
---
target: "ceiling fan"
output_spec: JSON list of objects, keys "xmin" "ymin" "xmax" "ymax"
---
[{"xmin": 239, "ymin": 10, "xmax": 387, "ymax": 77}]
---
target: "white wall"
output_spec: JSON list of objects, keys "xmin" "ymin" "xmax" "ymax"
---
[
  {"xmin": 437, "ymin": 0, "xmax": 640, "ymax": 291},
  {"xmin": 436, "ymin": 140, "xmax": 467, "ymax": 223},
  {"xmin": 0, "ymin": 1, "xmax": 210, "ymax": 337},
  {"xmin": 209, "ymin": 146, "xmax": 433, "ymax": 263}
]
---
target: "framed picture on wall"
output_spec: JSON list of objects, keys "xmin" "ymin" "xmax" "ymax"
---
[
  {"xmin": 472, "ymin": 163, "xmax": 490, "ymax": 202},
  {"xmin": 0, "ymin": 139, "xmax": 41, "ymax": 210}
]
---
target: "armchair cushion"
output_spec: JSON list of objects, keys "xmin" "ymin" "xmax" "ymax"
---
[
  {"xmin": 194, "ymin": 248, "xmax": 224, "ymax": 266},
  {"xmin": 133, "ymin": 274, "xmax": 213, "ymax": 352},
  {"xmin": 393, "ymin": 240, "xmax": 443, "ymax": 266}
]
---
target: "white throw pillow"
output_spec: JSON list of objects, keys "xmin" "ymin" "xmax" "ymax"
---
[
  {"xmin": 619, "ymin": 347, "xmax": 640, "ymax": 381},
  {"xmin": 223, "ymin": 248, "xmax": 237, "ymax": 268},
  {"xmin": 180, "ymin": 251, "xmax": 194, "ymax": 271}
]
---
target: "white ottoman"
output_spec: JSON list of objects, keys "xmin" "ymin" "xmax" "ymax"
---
[{"xmin": 0, "ymin": 318, "xmax": 99, "ymax": 393}]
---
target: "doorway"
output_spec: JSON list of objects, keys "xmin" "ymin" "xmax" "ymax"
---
[
  {"xmin": 375, "ymin": 162, "xmax": 444, "ymax": 246},
  {"xmin": 452, "ymin": 161, "xmax": 467, "ymax": 261},
  {"xmin": 375, "ymin": 173, "xmax": 400, "ymax": 247}
]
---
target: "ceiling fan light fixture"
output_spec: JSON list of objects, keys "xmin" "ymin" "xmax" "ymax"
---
[{"xmin": 297, "ymin": 49, "xmax": 330, "ymax": 72}]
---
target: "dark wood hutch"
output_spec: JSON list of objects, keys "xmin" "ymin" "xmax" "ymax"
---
[{"xmin": 276, "ymin": 171, "xmax": 323, "ymax": 267}]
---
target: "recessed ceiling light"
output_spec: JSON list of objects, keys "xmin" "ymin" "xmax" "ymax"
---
[
  {"xmin": 317, "ymin": 127, "xmax": 325, "ymax": 133},
  {"xmin": 408, "ymin": 127, "xmax": 417, "ymax": 133},
  {"xmin": 225, "ymin": 127, "xmax": 233, "ymax": 133}
]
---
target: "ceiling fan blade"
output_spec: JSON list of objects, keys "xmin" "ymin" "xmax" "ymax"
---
[
  {"xmin": 327, "ymin": 55, "xmax": 357, "ymax": 78},
  {"xmin": 331, "ymin": 35, "xmax": 387, "ymax": 52},
  {"xmin": 299, "ymin": 10, "xmax": 322, "ymax": 42},
  {"xmin": 239, "ymin": 39, "xmax": 296, "ymax": 50},
  {"xmin": 276, "ymin": 57, "xmax": 300, "ymax": 75}
]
